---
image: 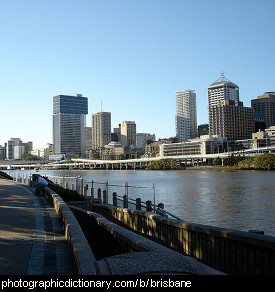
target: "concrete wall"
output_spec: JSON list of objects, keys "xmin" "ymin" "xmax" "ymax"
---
[
  {"xmin": 43, "ymin": 187, "xmax": 96, "ymax": 275},
  {"xmin": 71, "ymin": 203, "xmax": 275, "ymax": 275}
]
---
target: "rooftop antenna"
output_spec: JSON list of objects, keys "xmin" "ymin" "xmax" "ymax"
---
[
  {"xmin": 221, "ymin": 71, "xmax": 225, "ymax": 81},
  {"xmin": 101, "ymin": 100, "xmax": 103, "ymax": 112}
]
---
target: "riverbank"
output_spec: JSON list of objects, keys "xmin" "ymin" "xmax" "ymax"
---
[
  {"xmin": 184, "ymin": 165, "xmax": 238, "ymax": 171},
  {"xmin": 184, "ymin": 165, "xmax": 274, "ymax": 171}
]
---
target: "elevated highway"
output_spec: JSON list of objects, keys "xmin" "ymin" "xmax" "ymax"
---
[{"xmin": 1, "ymin": 146, "xmax": 274, "ymax": 170}]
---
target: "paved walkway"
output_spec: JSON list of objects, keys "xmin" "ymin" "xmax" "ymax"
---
[{"xmin": 0, "ymin": 178, "xmax": 76, "ymax": 275}]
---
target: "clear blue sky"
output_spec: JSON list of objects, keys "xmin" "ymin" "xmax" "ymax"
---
[{"xmin": 1, "ymin": 0, "xmax": 274, "ymax": 149}]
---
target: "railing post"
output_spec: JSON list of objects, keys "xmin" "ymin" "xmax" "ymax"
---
[
  {"xmin": 75, "ymin": 177, "xmax": 78, "ymax": 193},
  {"xmin": 123, "ymin": 195, "xmax": 128, "ymax": 208},
  {"xmin": 113, "ymin": 192, "xmax": 117, "ymax": 206},
  {"xmin": 103, "ymin": 190, "xmax": 108, "ymax": 204},
  {"xmin": 83, "ymin": 184, "xmax": 88, "ymax": 198},
  {"xmin": 79, "ymin": 176, "xmax": 83, "ymax": 196},
  {"xmin": 124, "ymin": 182, "xmax": 128, "ymax": 208},
  {"xmin": 136, "ymin": 198, "xmax": 141, "ymax": 210},
  {"xmin": 156, "ymin": 203, "xmax": 165, "ymax": 216},
  {"xmin": 106, "ymin": 181, "xmax": 108, "ymax": 200},
  {"xmin": 97, "ymin": 188, "xmax": 101, "ymax": 199},
  {"xmin": 91, "ymin": 180, "xmax": 94, "ymax": 198},
  {"xmin": 146, "ymin": 200, "xmax": 152, "ymax": 212}
]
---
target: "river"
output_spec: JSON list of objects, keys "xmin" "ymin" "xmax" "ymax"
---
[{"xmin": 11, "ymin": 168, "xmax": 275, "ymax": 236}]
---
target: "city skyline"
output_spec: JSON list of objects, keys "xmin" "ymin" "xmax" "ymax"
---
[{"xmin": 1, "ymin": 0, "xmax": 274, "ymax": 148}]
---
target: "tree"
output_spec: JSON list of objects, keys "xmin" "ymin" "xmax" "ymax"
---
[
  {"xmin": 237, "ymin": 153, "xmax": 275, "ymax": 170},
  {"xmin": 146, "ymin": 159, "xmax": 177, "ymax": 170},
  {"xmin": 213, "ymin": 157, "xmax": 222, "ymax": 166},
  {"xmin": 22, "ymin": 153, "xmax": 39, "ymax": 161}
]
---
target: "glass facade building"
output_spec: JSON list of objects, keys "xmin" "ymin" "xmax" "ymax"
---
[{"xmin": 53, "ymin": 94, "xmax": 88, "ymax": 156}]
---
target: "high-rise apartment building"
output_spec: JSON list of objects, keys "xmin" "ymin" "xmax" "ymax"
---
[
  {"xmin": 251, "ymin": 92, "xmax": 275, "ymax": 128},
  {"xmin": 53, "ymin": 94, "xmax": 88, "ymax": 156},
  {"xmin": 208, "ymin": 72, "xmax": 239, "ymax": 108},
  {"xmin": 92, "ymin": 112, "xmax": 111, "ymax": 149},
  {"xmin": 120, "ymin": 121, "xmax": 136, "ymax": 147},
  {"xmin": 175, "ymin": 89, "xmax": 197, "ymax": 142},
  {"xmin": 209, "ymin": 100, "xmax": 254, "ymax": 140}
]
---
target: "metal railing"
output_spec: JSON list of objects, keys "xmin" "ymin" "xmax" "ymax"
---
[
  {"xmin": 84, "ymin": 180, "xmax": 183, "ymax": 221},
  {"xmin": 7, "ymin": 171, "xmax": 183, "ymax": 221}
]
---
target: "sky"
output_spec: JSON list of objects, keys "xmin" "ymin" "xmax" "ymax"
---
[{"xmin": 0, "ymin": 0, "xmax": 274, "ymax": 149}]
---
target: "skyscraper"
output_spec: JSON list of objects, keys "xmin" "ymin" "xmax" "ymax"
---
[
  {"xmin": 251, "ymin": 92, "xmax": 275, "ymax": 128},
  {"xmin": 209, "ymin": 100, "xmax": 254, "ymax": 140},
  {"xmin": 175, "ymin": 89, "xmax": 197, "ymax": 142},
  {"xmin": 208, "ymin": 74, "xmax": 254, "ymax": 140},
  {"xmin": 91, "ymin": 112, "xmax": 111, "ymax": 149},
  {"xmin": 120, "ymin": 121, "xmax": 136, "ymax": 147},
  {"xmin": 208, "ymin": 72, "xmax": 239, "ymax": 108},
  {"xmin": 53, "ymin": 94, "xmax": 88, "ymax": 156}
]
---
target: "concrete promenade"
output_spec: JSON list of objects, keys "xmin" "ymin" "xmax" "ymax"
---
[{"xmin": 0, "ymin": 178, "xmax": 76, "ymax": 275}]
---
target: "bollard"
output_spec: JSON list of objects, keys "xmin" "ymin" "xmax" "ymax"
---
[
  {"xmin": 113, "ymin": 192, "xmax": 117, "ymax": 206},
  {"xmin": 90, "ymin": 187, "xmax": 94, "ymax": 198},
  {"xmin": 156, "ymin": 203, "xmax": 166, "ymax": 216},
  {"xmin": 97, "ymin": 188, "xmax": 101, "ymax": 199},
  {"xmin": 78, "ymin": 177, "xmax": 83, "ymax": 195},
  {"xmin": 158, "ymin": 203, "xmax": 164, "ymax": 209},
  {"xmin": 103, "ymin": 190, "xmax": 108, "ymax": 204},
  {"xmin": 136, "ymin": 198, "xmax": 141, "ymax": 210},
  {"xmin": 83, "ymin": 184, "xmax": 88, "ymax": 198},
  {"xmin": 123, "ymin": 195, "xmax": 128, "ymax": 208},
  {"xmin": 146, "ymin": 200, "xmax": 152, "ymax": 212}
]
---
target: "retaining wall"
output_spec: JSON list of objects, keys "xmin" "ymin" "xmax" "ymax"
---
[
  {"xmin": 69, "ymin": 202, "xmax": 275, "ymax": 275},
  {"xmin": 43, "ymin": 187, "xmax": 96, "ymax": 275}
]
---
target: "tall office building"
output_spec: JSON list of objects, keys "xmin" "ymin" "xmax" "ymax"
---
[
  {"xmin": 120, "ymin": 121, "xmax": 136, "ymax": 147},
  {"xmin": 175, "ymin": 89, "xmax": 197, "ymax": 142},
  {"xmin": 208, "ymin": 72, "xmax": 239, "ymax": 108},
  {"xmin": 208, "ymin": 73, "xmax": 254, "ymax": 140},
  {"xmin": 53, "ymin": 94, "xmax": 88, "ymax": 156},
  {"xmin": 209, "ymin": 100, "xmax": 254, "ymax": 140},
  {"xmin": 92, "ymin": 112, "xmax": 111, "ymax": 149},
  {"xmin": 6, "ymin": 138, "xmax": 22, "ymax": 159},
  {"xmin": 5, "ymin": 138, "xmax": 32, "ymax": 159},
  {"xmin": 251, "ymin": 92, "xmax": 275, "ymax": 128}
]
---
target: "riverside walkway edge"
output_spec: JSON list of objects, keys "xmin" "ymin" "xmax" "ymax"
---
[
  {"xmin": 43, "ymin": 186, "xmax": 96, "ymax": 275},
  {"xmin": 0, "ymin": 178, "xmax": 95, "ymax": 275}
]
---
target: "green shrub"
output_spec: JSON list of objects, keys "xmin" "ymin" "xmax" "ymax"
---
[
  {"xmin": 49, "ymin": 184, "xmax": 85, "ymax": 201},
  {"xmin": 237, "ymin": 153, "xmax": 275, "ymax": 170}
]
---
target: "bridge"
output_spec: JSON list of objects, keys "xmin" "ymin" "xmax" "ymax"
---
[{"xmin": 0, "ymin": 146, "xmax": 274, "ymax": 170}]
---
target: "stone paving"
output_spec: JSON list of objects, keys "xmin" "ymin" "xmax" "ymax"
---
[{"xmin": 0, "ymin": 178, "xmax": 76, "ymax": 275}]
